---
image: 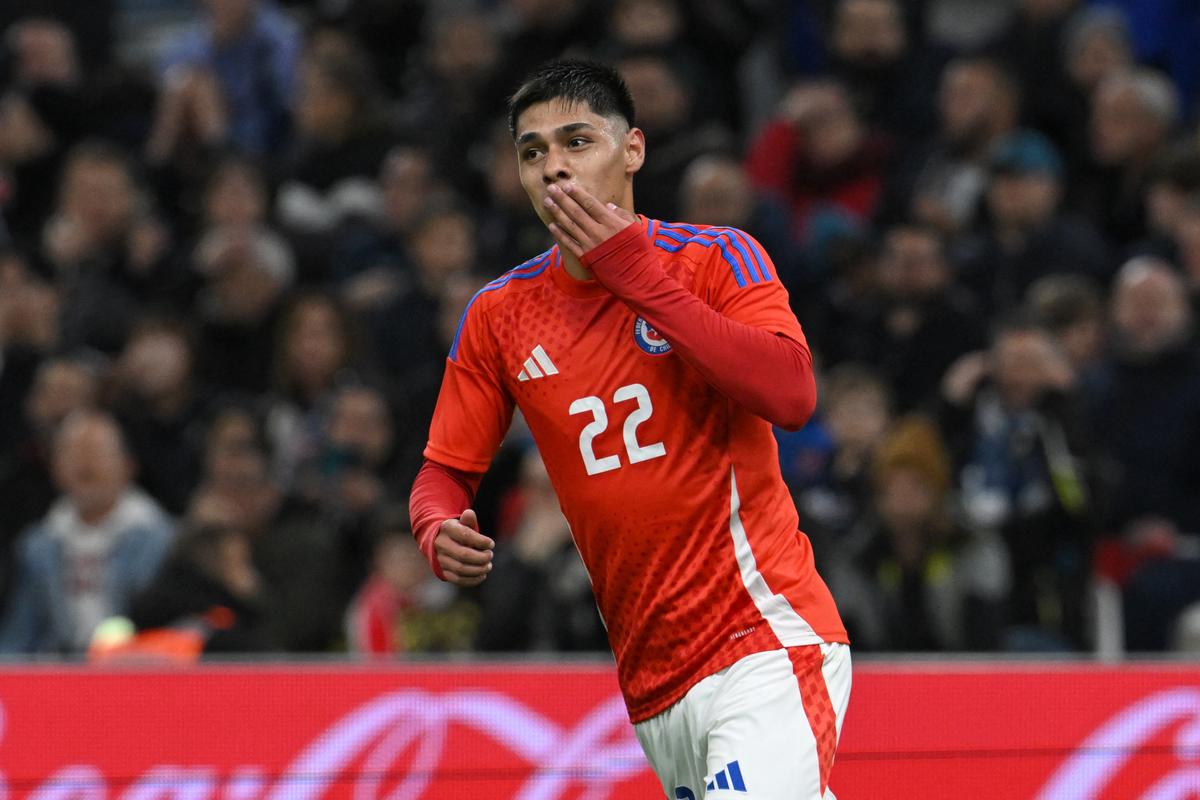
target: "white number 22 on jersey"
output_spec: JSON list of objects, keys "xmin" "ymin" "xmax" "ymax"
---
[{"xmin": 569, "ymin": 383, "xmax": 666, "ymax": 475}]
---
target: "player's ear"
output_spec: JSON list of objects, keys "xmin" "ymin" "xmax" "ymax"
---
[{"xmin": 624, "ymin": 127, "xmax": 646, "ymax": 176}]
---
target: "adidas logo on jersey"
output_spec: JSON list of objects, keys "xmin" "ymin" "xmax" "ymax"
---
[{"xmin": 517, "ymin": 345, "xmax": 559, "ymax": 381}]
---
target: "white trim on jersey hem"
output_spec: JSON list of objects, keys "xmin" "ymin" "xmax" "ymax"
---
[{"xmin": 728, "ymin": 467, "xmax": 823, "ymax": 646}]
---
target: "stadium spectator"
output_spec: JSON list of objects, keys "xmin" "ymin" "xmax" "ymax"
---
[
  {"xmin": 828, "ymin": 415, "xmax": 1010, "ymax": 651},
  {"xmin": 191, "ymin": 405, "xmax": 343, "ymax": 651},
  {"xmin": 1174, "ymin": 199, "xmax": 1200, "ymax": 314},
  {"xmin": 0, "ymin": 18, "xmax": 88, "ymax": 244},
  {"xmin": 366, "ymin": 203, "xmax": 477, "ymax": 385},
  {"xmin": 329, "ymin": 146, "xmax": 421, "ymax": 308},
  {"xmin": 1076, "ymin": 68, "xmax": 1179, "ymax": 246},
  {"xmin": 1097, "ymin": 0, "xmax": 1200, "ymax": 122},
  {"xmin": 1089, "ymin": 258, "xmax": 1200, "ymax": 537},
  {"xmin": 958, "ymin": 130, "xmax": 1113, "ymax": 315},
  {"xmin": 598, "ymin": 0, "xmax": 754, "ymax": 132},
  {"xmin": 0, "ymin": 353, "xmax": 100, "ymax": 549},
  {"xmin": 111, "ymin": 316, "xmax": 213, "ymax": 514},
  {"xmin": 1119, "ymin": 518, "xmax": 1200, "ymax": 652},
  {"xmin": 192, "ymin": 223, "xmax": 294, "ymax": 395},
  {"xmin": 346, "ymin": 506, "xmax": 479, "ymax": 655},
  {"xmin": 157, "ymin": 0, "xmax": 300, "ymax": 158},
  {"xmin": 985, "ymin": 0, "xmax": 1080, "ymax": 151},
  {"xmin": 826, "ymin": 0, "xmax": 941, "ymax": 143},
  {"xmin": 883, "ymin": 56, "xmax": 1021, "ymax": 234},
  {"xmin": 942, "ymin": 315, "xmax": 1095, "ymax": 649},
  {"xmin": 1132, "ymin": 143, "xmax": 1200, "ymax": 265},
  {"xmin": 614, "ymin": 53, "xmax": 734, "ymax": 223},
  {"xmin": 745, "ymin": 78, "xmax": 892, "ymax": 244},
  {"xmin": 852, "ymin": 221, "xmax": 987, "ymax": 412},
  {"xmin": 0, "ymin": 409, "xmax": 174, "ymax": 654},
  {"xmin": 199, "ymin": 156, "xmax": 268, "ymax": 231},
  {"xmin": 1026, "ymin": 274, "xmax": 1107, "ymax": 379},
  {"xmin": 293, "ymin": 383, "xmax": 401, "ymax": 597},
  {"xmin": 41, "ymin": 141, "xmax": 176, "ymax": 354},
  {"xmin": 779, "ymin": 364, "xmax": 894, "ymax": 562},
  {"xmin": 275, "ymin": 37, "xmax": 392, "ymax": 253},
  {"xmin": 129, "ymin": 519, "xmax": 273, "ymax": 653},
  {"xmin": 143, "ymin": 52, "xmax": 229, "ymax": 180},
  {"xmin": 394, "ymin": 9, "xmax": 503, "ymax": 196},
  {"xmin": 476, "ymin": 448, "xmax": 607, "ymax": 652},
  {"xmin": 1051, "ymin": 7, "xmax": 1135, "ymax": 171},
  {"xmin": 484, "ymin": 0, "xmax": 605, "ymax": 117},
  {"xmin": 0, "ymin": 250, "xmax": 59, "ymax": 451}
]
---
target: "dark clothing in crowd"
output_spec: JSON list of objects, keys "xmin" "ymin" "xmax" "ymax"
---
[
  {"xmin": 1088, "ymin": 347, "xmax": 1200, "ymax": 535},
  {"xmin": 130, "ymin": 556, "xmax": 274, "ymax": 653},
  {"xmin": 958, "ymin": 216, "xmax": 1114, "ymax": 315},
  {"xmin": 476, "ymin": 542, "xmax": 609, "ymax": 653}
]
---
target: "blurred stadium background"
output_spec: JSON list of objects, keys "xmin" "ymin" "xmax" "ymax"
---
[{"xmin": 0, "ymin": 0, "xmax": 1199, "ymax": 796}]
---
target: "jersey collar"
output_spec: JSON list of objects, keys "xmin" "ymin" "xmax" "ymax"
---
[{"xmin": 549, "ymin": 215, "xmax": 655, "ymax": 299}]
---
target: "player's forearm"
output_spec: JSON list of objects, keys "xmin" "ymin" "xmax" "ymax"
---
[
  {"xmin": 582, "ymin": 227, "xmax": 817, "ymax": 430},
  {"xmin": 408, "ymin": 459, "xmax": 483, "ymax": 580}
]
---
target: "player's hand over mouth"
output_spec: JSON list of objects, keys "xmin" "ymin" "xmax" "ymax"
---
[{"xmin": 543, "ymin": 181, "xmax": 636, "ymax": 258}]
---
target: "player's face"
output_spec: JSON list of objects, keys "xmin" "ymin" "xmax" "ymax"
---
[{"xmin": 514, "ymin": 99, "xmax": 645, "ymax": 227}]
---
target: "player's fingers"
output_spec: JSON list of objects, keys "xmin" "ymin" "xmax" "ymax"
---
[
  {"xmin": 561, "ymin": 181, "xmax": 607, "ymax": 220},
  {"xmin": 438, "ymin": 553, "xmax": 492, "ymax": 577},
  {"xmin": 544, "ymin": 190, "xmax": 593, "ymax": 246},
  {"xmin": 459, "ymin": 508, "xmax": 480, "ymax": 531},
  {"xmin": 606, "ymin": 202, "xmax": 638, "ymax": 224},
  {"xmin": 442, "ymin": 567, "xmax": 487, "ymax": 587},
  {"xmin": 442, "ymin": 519, "xmax": 494, "ymax": 550},
  {"xmin": 548, "ymin": 222, "xmax": 585, "ymax": 258},
  {"xmin": 549, "ymin": 182, "xmax": 609, "ymax": 238},
  {"xmin": 438, "ymin": 537, "xmax": 494, "ymax": 567}
]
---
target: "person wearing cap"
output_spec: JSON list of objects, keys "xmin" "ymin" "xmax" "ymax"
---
[{"xmin": 959, "ymin": 129, "xmax": 1114, "ymax": 315}]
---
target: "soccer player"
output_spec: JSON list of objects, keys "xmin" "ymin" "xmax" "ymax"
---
[{"xmin": 409, "ymin": 59, "xmax": 850, "ymax": 799}]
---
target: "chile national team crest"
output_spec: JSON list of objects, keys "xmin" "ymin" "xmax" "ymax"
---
[{"xmin": 633, "ymin": 317, "xmax": 672, "ymax": 355}]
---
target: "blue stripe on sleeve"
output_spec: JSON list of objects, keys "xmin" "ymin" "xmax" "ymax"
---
[
  {"xmin": 654, "ymin": 225, "xmax": 752, "ymax": 286},
  {"xmin": 723, "ymin": 227, "xmax": 772, "ymax": 281},
  {"xmin": 448, "ymin": 251, "xmax": 552, "ymax": 361},
  {"xmin": 660, "ymin": 222, "xmax": 769, "ymax": 283}
]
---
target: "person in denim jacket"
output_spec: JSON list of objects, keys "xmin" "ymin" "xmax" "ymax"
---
[{"xmin": 0, "ymin": 409, "xmax": 174, "ymax": 654}]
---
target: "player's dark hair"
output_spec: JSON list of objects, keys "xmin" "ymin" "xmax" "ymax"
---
[{"xmin": 507, "ymin": 58, "xmax": 636, "ymax": 138}]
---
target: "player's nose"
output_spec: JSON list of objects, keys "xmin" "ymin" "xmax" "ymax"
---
[{"xmin": 542, "ymin": 148, "xmax": 572, "ymax": 185}]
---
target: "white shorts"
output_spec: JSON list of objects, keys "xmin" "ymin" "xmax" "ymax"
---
[{"xmin": 634, "ymin": 643, "xmax": 851, "ymax": 800}]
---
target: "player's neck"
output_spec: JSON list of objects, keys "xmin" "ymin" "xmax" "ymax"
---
[{"xmin": 561, "ymin": 249, "xmax": 595, "ymax": 282}]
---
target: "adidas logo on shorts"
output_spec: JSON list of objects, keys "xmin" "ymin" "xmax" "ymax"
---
[
  {"xmin": 706, "ymin": 760, "xmax": 748, "ymax": 792},
  {"xmin": 674, "ymin": 760, "xmax": 747, "ymax": 798}
]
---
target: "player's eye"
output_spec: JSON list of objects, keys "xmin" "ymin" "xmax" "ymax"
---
[
  {"xmin": 568, "ymin": 137, "xmax": 590, "ymax": 148},
  {"xmin": 521, "ymin": 147, "xmax": 543, "ymax": 161}
]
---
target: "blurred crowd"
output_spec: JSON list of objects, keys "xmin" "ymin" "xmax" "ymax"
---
[{"xmin": 1, "ymin": 0, "xmax": 1199, "ymax": 659}]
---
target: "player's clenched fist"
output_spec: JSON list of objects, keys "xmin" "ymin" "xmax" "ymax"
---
[{"xmin": 434, "ymin": 509, "xmax": 494, "ymax": 586}]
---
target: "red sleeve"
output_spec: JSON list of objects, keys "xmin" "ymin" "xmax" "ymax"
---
[
  {"xmin": 408, "ymin": 459, "xmax": 484, "ymax": 580},
  {"xmin": 582, "ymin": 224, "xmax": 817, "ymax": 430},
  {"xmin": 424, "ymin": 293, "xmax": 515, "ymax": 472}
]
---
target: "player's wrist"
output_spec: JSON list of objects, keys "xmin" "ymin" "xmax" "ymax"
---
[{"xmin": 580, "ymin": 220, "xmax": 646, "ymax": 272}]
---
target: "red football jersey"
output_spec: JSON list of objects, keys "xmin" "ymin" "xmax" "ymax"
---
[{"xmin": 425, "ymin": 217, "xmax": 847, "ymax": 722}]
